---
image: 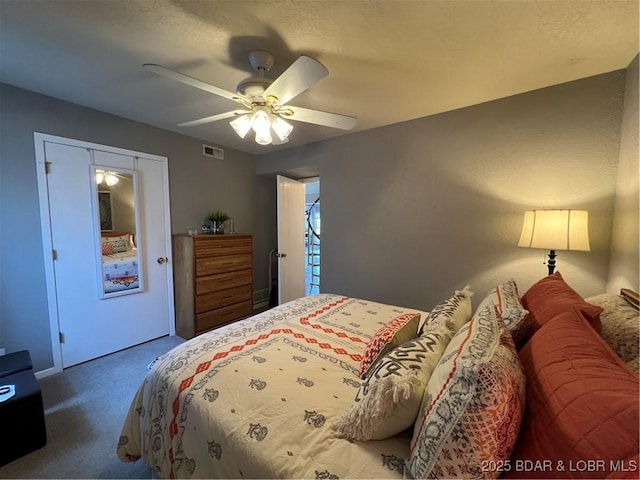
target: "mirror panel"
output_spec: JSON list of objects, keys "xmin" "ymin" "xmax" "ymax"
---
[{"xmin": 92, "ymin": 166, "xmax": 143, "ymax": 298}]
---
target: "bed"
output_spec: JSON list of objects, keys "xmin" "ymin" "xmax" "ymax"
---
[
  {"xmin": 117, "ymin": 274, "xmax": 639, "ymax": 479},
  {"xmin": 101, "ymin": 232, "xmax": 139, "ymax": 293}
]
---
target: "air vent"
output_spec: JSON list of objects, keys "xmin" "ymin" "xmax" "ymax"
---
[{"xmin": 203, "ymin": 144, "xmax": 224, "ymax": 160}]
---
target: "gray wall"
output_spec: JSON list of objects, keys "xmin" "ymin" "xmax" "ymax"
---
[
  {"xmin": 2, "ymin": 62, "xmax": 636, "ymax": 372},
  {"xmin": 0, "ymin": 83, "xmax": 277, "ymax": 371},
  {"xmin": 101, "ymin": 179, "xmax": 136, "ymax": 234},
  {"xmin": 608, "ymin": 55, "xmax": 639, "ymax": 293},
  {"xmin": 257, "ymin": 69, "xmax": 632, "ymax": 312}
]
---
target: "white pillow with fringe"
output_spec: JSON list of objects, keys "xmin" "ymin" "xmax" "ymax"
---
[
  {"xmin": 333, "ymin": 323, "xmax": 454, "ymax": 441},
  {"xmin": 418, "ymin": 286, "xmax": 474, "ymax": 335}
]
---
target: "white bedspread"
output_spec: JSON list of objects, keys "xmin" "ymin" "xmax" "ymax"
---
[
  {"xmin": 102, "ymin": 249, "xmax": 138, "ymax": 292},
  {"xmin": 117, "ymin": 294, "xmax": 425, "ymax": 479}
]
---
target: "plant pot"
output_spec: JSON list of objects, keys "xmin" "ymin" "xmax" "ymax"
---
[{"xmin": 212, "ymin": 221, "xmax": 225, "ymax": 234}]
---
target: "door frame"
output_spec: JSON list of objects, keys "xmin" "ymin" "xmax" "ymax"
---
[{"xmin": 34, "ymin": 132, "xmax": 175, "ymax": 378}]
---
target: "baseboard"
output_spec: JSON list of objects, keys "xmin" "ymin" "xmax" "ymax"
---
[
  {"xmin": 253, "ymin": 300, "xmax": 270, "ymax": 311},
  {"xmin": 35, "ymin": 366, "xmax": 60, "ymax": 379}
]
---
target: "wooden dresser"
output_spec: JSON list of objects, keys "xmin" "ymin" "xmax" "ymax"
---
[{"xmin": 173, "ymin": 234, "xmax": 253, "ymax": 339}]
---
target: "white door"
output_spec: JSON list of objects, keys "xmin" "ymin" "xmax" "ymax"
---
[
  {"xmin": 277, "ymin": 175, "xmax": 305, "ymax": 304},
  {"xmin": 36, "ymin": 135, "xmax": 173, "ymax": 369}
]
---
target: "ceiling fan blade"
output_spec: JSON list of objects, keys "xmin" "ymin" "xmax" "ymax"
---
[
  {"xmin": 264, "ymin": 56, "xmax": 328, "ymax": 106},
  {"xmin": 177, "ymin": 110, "xmax": 243, "ymax": 127},
  {"xmin": 144, "ymin": 64, "xmax": 239, "ymax": 103},
  {"xmin": 283, "ymin": 106, "xmax": 357, "ymax": 130}
]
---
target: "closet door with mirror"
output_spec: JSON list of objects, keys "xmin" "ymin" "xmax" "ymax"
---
[{"xmin": 35, "ymin": 134, "xmax": 174, "ymax": 369}]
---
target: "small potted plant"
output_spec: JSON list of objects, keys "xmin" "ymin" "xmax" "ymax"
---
[{"xmin": 205, "ymin": 211, "xmax": 230, "ymax": 234}]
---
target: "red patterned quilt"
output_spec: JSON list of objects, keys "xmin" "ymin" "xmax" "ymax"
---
[{"xmin": 117, "ymin": 294, "xmax": 424, "ymax": 478}]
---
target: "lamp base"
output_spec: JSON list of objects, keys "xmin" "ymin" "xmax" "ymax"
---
[{"xmin": 547, "ymin": 249, "xmax": 557, "ymax": 275}]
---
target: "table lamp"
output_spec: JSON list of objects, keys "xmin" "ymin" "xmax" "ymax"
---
[{"xmin": 518, "ymin": 209, "xmax": 590, "ymax": 275}]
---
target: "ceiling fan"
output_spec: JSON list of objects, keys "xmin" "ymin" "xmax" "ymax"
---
[{"xmin": 144, "ymin": 50, "xmax": 357, "ymax": 145}]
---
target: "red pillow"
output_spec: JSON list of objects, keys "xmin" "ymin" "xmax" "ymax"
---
[
  {"xmin": 520, "ymin": 271, "xmax": 603, "ymax": 343},
  {"xmin": 101, "ymin": 242, "xmax": 114, "ymax": 255},
  {"xmin": 504, "ymin": 307, "xmax": 639, "ymax": 479}
]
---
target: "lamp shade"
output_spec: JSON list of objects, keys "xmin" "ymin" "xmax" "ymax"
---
[
  {"xmin": 271, "ymin": 115, "xmax": 293, "ymax": 141},
  {"xmin": 230, "ymin": 115, "xmax": 252, "ymax": 138},
  {"xmin": 518, "ymin": 209, "xmax": 590, "ymax": 251}
]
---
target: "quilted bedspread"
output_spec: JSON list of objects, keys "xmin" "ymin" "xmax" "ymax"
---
[{"xmin": 117, "ymin": 294, "xmax": 425, "ymax": 479}]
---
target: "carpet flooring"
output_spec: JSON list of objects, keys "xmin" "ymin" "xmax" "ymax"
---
[{"xmin": 0, "ymin": 335, "xmax": 184, "ymax": 479}]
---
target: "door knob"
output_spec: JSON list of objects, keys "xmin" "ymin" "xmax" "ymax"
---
[
  {"xmin": 157, "ymin": 257, "xmax": 168, "ymax": 264},
  {"xmin": 276, "ymin": 253, "xmax": 287, "ymax": 258}
]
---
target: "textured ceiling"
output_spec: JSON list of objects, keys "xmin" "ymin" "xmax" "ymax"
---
[{"xmin": 1, "ymin": 0, "xmax": 638, "ymax": 155}]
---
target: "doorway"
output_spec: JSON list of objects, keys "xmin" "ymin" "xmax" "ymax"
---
[
  {"xmin": 275, "ymin": 176, "xmax": 320, "ymax": 304},
  {"xmin": 304, "ymin": 179, "xmax": 320, "ymax": 295},
  {"xmin": 35, "ymin": 133, "xmax": 175, "ymax": 372}
]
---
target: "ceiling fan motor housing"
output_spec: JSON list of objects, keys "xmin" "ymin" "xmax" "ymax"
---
[
  {"xmin": 237, "ymin": 50, "xmax": 276, "ymax": 103},
  {"xmin": 248, "ymin": 50, "xmax": 275, "ymax": 71}
]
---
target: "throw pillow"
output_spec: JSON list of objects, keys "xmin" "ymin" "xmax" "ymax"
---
[
  {"xmin": 109, "ymin": 238, "xmax": 129, "ymax": 253},
  {"xmin": 407, "ymin": 303, "xmax": 526, "ymax": 479},
  {"xmin": 477, "ymin": 279, "xmax": 530, "ymax": 344},
  {"xmin": 359, "ymin": 313, "xmax": 420, "ymax": 378},
  {"xmin": 334, "ymin": 326, "xmax": 453, "ymax": 441},
  {"xmin": 101, "ymin": 232, "xmax": 133, "ymax": 251},
  {"xmin": 504, "ymin": 307, "xmax": 639, "ymax": 479},
  {"xmin": 586, "ymin": 294, "xmax": 640, "ymax": 373},
  {"xmin": 101, "ymin": 241, "xmax": 114, "ymax": 255},
  {"xmin": 417, "ymin": 286, "xmax": 474, "ymax": 336},
  {"xmin": 520, "ymin": 271, "xmax": 603, "ymax": 344}
]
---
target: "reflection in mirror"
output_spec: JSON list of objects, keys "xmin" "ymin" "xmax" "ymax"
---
[{"xmin": 93, "ymin": 168, "xmax": 143, "ymax": 298}]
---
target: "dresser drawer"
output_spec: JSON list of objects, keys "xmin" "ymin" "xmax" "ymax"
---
[
  {"xmin": 194, "ymin": 236, "xmax": 252, "ymax": 258},
  {"xmin": 196, "ymin": 270, "xmax": 252, "ymax": 295},
  {"xmin": 196, "ymin": 253, "xmax": 252, "ymax": 277},
  {"xmin": 195, "ymin": 285, "xmax": 252, "ymax": 314},
  {"xmin": 196, "ymin": 300, "xmax": 253, "ymax": 333}
]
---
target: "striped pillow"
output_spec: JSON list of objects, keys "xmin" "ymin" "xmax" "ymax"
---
[{"xmin": 477, "ymin": 279, "xmax": 530, "ymax": 344}]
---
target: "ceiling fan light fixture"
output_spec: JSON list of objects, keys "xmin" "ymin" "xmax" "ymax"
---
[
  {"xmin": 271, "ymin": 115, "xmax": 293, "ymax": 141},
  {"xmin": 255, "ymin": 128, "xmax": 272, "ymax": 145},
  {"xmin": 250, "ymin": 108, "xmax": 271, "ymax": 136},
  {"xmin": 230, "ymin": 114, "xmax": 251, "ymax": 138},
  {"xmin": 95, "ymin": 169, "xmax": 119, "ymax": 185},
  {"xmin": 105, "ymin": 173, "xmax": 119, "ymax": 186}
]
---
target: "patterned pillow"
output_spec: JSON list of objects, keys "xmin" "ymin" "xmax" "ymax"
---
[
  {"xmin": 334, "ymin": 324, "xmax": 454, "ymax": 441},
  {"xmin": 417, "ymin": 286, "xmax": 474, "ymax": 335},
  {"xmin": 101, "ymin": 241, "xmax": 114, "ymax": 255},
  {"xmin": 102, "ymin": 232, "xmax": 133, "ymax": 252},
  {"xmin": 109, "ymin": 238, "xmax": 129, "ymax": 253},
  {"xmin": 477, "ymin": 279, "xmax": 530, "ymax": 344},
  {"xmin": 359, "ymin": 313, "xmax": 420, "ymax": 378},
  {"xmin": 586, "ymin": 294, "xmax": 640, "ymax": 373},
  {"xmin": 407, "ymin": 304, "xmax": 526, "ymax": 479}
]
